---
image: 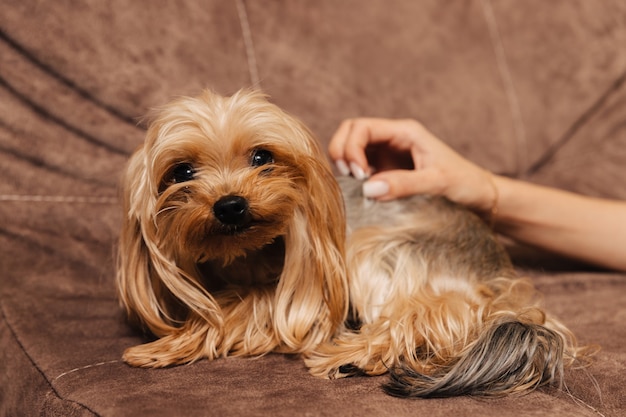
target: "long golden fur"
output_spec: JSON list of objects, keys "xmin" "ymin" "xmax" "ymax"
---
[
  {"xmin": 118, "ymin": 89, "xmax": 585, "ymax": 397},
  {"xmin": 117, "ymin": 89, "xmax": 348, "ymax": 366},
  {"xmin": 306, "ymin": 177, "xmax": 586, "ymax": 397}
]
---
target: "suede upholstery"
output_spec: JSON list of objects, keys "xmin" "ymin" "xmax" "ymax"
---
[{"xmin": 1, "ymin": 1, "xmax": 625, "ymax": 416}]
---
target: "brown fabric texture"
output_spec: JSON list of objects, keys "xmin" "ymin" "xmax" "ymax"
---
[{"xmin": 1, "ymin": 1, "xmax": 625, "ymax": 416}]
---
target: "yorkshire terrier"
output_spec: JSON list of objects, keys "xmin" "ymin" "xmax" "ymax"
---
[
  {"xmin": 117, "ymin": 89, "xmax": 584, "ymax": 397},
  {"xmin": 117, "ymin": 89, "xmax": 349, "ymax": 365}
]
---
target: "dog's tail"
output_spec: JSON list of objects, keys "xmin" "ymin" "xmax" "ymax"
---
[{"xmin": 383, "ymin": 314, "xmax": 579, "ymax": 398}]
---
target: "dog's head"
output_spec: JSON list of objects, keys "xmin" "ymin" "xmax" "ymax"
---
[{"xmin": 117, "ymin": 89, "xmax": 348, "ymax": 360}]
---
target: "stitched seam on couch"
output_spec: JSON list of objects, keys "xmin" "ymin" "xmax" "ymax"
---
[
  {"xmin": 0, "ymin": 195, "xmax": 118, "ymax": 204},
  {"xmin": 53, "ymin": 360, "xmax": 120, "ymax": 382}
]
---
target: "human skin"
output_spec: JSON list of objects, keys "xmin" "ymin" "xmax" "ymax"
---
[{"xmin": 329, "ymin": 118, "xmax": 626, "ymax": 271}]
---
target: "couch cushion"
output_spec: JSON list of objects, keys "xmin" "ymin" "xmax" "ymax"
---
[{"xmin": 2, "ymin": 208, "xmax": 624, "ymax": 416}]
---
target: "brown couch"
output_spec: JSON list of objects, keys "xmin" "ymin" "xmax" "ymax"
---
[{"xmin": 1, "ymin": 1, "xmax": 625, "ymax": 416}]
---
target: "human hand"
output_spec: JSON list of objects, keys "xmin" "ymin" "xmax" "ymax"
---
[{"xmin": 328, "ymin": 118, "xmax": 497, "ymax": 212}]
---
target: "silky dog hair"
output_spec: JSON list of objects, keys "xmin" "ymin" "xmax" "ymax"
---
[
  {"xmin": 117, "ymin": 89, "xmax": 348, "ymax": 366},
  {"xmin": 118, "ymin": 89, "xmax": 585, "ymax": 397},
  {"xmin": 306, "ymin": 176, "xmax": 587, "ymax": 397}
]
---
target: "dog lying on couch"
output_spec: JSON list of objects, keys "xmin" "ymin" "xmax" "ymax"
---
[{"xmin": 117, "ymin": 89, "xmax": 587, "ymax": 398}]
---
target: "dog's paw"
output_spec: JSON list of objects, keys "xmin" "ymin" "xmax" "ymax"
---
[
  {"xmin": 122, "ymin": 349, "xmax": 164, "ymax": 368},
  {"xmin": 122, "ymin": 345, "xmax": 182, "ymax": 368}
]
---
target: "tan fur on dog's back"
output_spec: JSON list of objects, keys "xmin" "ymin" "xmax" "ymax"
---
[{"xmin": 306, "ymin": 176, "xmax": 585, "ymax": 397}]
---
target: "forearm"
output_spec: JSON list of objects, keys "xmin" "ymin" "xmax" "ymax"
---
[{"xmin": 492, "ymin": 175, "xmax": 626, "ymax": 271}]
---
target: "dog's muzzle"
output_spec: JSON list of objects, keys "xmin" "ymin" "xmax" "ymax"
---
[{"xmin": 213, "ymin": 195, "xmax": 251, "ymax": 230}]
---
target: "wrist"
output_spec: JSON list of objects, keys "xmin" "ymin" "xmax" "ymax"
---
[
  {"xmin": 484, "ymin": 172, "xmax": 499, "ymax": 226},
  {"xmin": 472, "ymin": 171, "xmax": 499, "ymax": 226}
]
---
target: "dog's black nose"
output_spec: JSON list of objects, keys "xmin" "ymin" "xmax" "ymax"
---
[{"xmin": 213, "ymin": 195, "xmax": 250, "ymax": 226}]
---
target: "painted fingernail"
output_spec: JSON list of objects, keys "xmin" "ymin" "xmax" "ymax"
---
[
  {"xmin": 335, "ymin": 160, "xmax": 350, "ymax": 176},
  {"xmin": 350, "ymin": 162, "xmax": 367, "ymax": 180},
  {"xmin": 363, "ymin": 180, "xmax": 390, "ymax": 198}
]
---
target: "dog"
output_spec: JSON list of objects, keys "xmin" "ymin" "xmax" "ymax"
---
[
  {"xmin": 117, "ymin": 89, "xmax": 349, "ymax": 366},
  {"xmin": 117, "ymin": 89, "xmax": 585, "ymax": 397}
]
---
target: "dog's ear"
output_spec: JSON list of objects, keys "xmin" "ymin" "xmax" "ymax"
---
[
  {"xmin": 116, "ymin": 144, "xmax": 223, "ymax": 340},
  {"xmin": 116, "ymin": 146, "xmax": 176, "ymax": 336},
  {"xmin": 302, "ymin": 145, "xmax": 350, "ymax": 329},
  {"xmin": 273, "ymin": 124, "xmax": 349, "ymax": 352}
]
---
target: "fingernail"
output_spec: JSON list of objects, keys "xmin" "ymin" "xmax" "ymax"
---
[
  {"xmin": 335, "ymin": 160, "xmax": 350, "ymax": 176},
  {"xmin": 350, "ymin": 162, "xmax": 368, "ymax": 180},
  {"xmin": 363, "ymin": 180, "xmax": 390, "ymax": 199}
]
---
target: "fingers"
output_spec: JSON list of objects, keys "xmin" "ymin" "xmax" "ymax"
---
[
  {"xmin": 363, "ymin": 169, "xmax": 444, "ymax": 201},
  {"xmin": 327, "ymin": 119, "xmax": 354, "ymax": 162},
  {"xmin": 329, "ymin": 118, "xmax": 423, "ymax": 178},
  {"xmin": 329, "ymin": 118, "xmax": 498, "ymax": 208},
  {"xmin": 363, "ymin": 165, "xmax": 497, "ymax": 213},
  {"xmin": 329, "ymin": 119, "xmax": 375, "ymax": 179},
  {"xmin": 329, "ymin": 118, "xmax": 464, "ymax": 202}
]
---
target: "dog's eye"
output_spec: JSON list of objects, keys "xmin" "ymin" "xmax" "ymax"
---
[
  {"xmin": 170, "ymin": 163, "xmax": 195, "ymax": 183},
  {"xmin": 250, "ymin": 149, "xmax": 274, "ymax": 167}
]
